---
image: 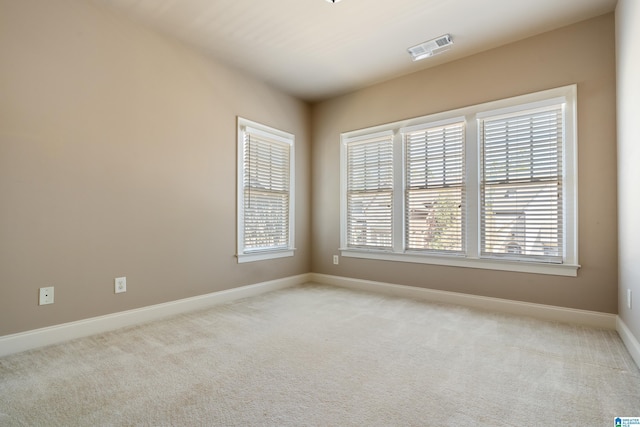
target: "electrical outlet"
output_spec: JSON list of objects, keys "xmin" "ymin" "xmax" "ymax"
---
[
  {"xmin": 333, "ymin": 255, "xmax": 339, "ymax": 265},
  {"xmin": 39, "ymin": 287, "xmax": 54, "ymax": 305},
  {"xmin": 115, "ymin": 277, "xmax": 127, "ymax": 294},
  {"xmin": 628, "ymin": 289, "xmax": 633, "ymax": 310}
]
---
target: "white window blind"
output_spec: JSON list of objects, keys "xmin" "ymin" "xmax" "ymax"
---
[
  {"xmin": 404, "ymin": 121, "xmax": 465, "ymax": 253},
  {"xmin": 345, "ymin": 132, "xmax": 394, "ymax": 249},
  {"xmin": 480, "ymin": 105, "xmax": 564, "ymax": 263},
  {"xmin": 237, "ymin": 118, "xmax": 294, "ymax": 262}
]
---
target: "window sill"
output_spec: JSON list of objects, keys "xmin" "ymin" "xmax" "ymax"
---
[
  {"xmin": 339, "ymin": 249, "xmax": 579, "ymax": 277},
  {"xmin": 237, "ymin": 249, "xmax": 295, "ymax": 263}
]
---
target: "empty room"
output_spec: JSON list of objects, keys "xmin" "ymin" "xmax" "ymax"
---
[{"xmin": 1, "ymin": 0, "xmax": 639, "ymax": 425}]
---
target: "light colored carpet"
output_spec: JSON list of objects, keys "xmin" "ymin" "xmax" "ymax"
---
[{"xmin": 0, "ymin": 283, "xmax": 639, "ymax": 426}]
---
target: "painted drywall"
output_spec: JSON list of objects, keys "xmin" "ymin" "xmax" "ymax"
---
[
  {"xmin": 311, "ymin": 14, "xmax": 618, "ymax": 313},
  {"xmin": 0, "ymin": 0, "xmax": 310, "ymax": 336},
  {"xmin": 616, "ymin": 0, "xmax": 640, "ymax": 341}
]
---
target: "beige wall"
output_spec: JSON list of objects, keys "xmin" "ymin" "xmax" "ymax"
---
[
  {"xmin": 616, "ymin": 0, "xmax": 640, "ymax": 341},
  {"xmin": 0, "ymin": 0, "xmax": 310, "ymax": 336},
  {"xmin": 311, "ymin": 14, "xmax": 618, "ymax": 313}
]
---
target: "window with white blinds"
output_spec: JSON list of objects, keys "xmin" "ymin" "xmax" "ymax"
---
[
  {"xmin": 404, "ymin": 121, "xmax": 465, "ymax": 254},
  {"xmin": 345, "ymin": 131, "xmax": 394, "ymax": 249},
  {"xmin": 480, "ymin": 106, "xmax": 563, "ymax": 262},
  {"xmin": 339, "ymin": 85, "xmax": 578, "ymax": 276},
  {"xmin": 237, "ymin": 118, "xmax": 294, "ymax": 263}
]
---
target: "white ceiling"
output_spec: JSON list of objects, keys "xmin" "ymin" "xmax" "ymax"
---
[{"xmin": 92, "ymin": 0, "xmax": 617, "ymax": 102}]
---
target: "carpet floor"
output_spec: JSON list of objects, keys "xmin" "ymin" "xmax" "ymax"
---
[{"xmin": 1, "ymin": 283, "xmax": 639, "ymax": 426}]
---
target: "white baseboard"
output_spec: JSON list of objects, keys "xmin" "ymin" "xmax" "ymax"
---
[
  {"xmin": 0, "ymin": 273, "xmax": 310, "ymax": 358},
  {"xmin": 310, "ymin": 273, "xmax": 617, "ymax": 330},
  {"xmin": 617, "ymin": 317, "xmax": 640, "ymax": 369},
  {"xmin": 4, "ymin": 272, "xmax": 634, "ymax": 368}
]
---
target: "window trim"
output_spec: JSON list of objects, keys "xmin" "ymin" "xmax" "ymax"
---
[
  {"xmin": 339, "ymin": 85, "xmax": 579, "ymax": 277},
  {"xmin": 237, "ymin": 117, "xmax": 295, "ymax": 263},
  {"xmin": 343, "ymin": 130, "xmax": 395, "ymax": 250}
]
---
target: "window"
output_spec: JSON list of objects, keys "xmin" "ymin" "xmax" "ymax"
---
[
  {"xmin": 345, "ymin": 131, "xmax": 394, "ymax": 250},
  {"xmin": 404, "ymin": 119, "xmax": 465, "ymax": 254},
  {"xmin": 340, "ymin": 86, "xmax": 578, "ymax": 276},
  {"xmin": 480, "ymin": 105, "xmax": 564, "ymax": 263},
  {"xmin": 237, "ymin": 117, "xmax": 295, "ymax": 263}
]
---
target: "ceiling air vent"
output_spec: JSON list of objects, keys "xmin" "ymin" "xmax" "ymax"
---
[{"xmin": 408, "ymin": 34, "xmax": 453, "ymax": 61}]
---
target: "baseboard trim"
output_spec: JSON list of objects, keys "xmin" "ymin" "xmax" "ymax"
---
[
  {"xmin": 617, "ymin": 317, "xmax": 640, "ymax": 369},
  {"xmin": 310, "ymin": 273, "xmax": 617, "ymax": 330},
  {"xmin": 2, "ymin": 273, "xmax": 629, "ymax": 364},
  {"xmin": 0, "ymin": 273, "xmax": 309, "ymax": 358}
]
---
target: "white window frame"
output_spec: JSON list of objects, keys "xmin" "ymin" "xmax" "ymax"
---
[
  {"xmin": 403, "ymin": 118, "xmax": 466, "ymax": 255},
  {"xmin": 237, "ymin": 117, "xmax": 295, "ymax": 263},
  {"xmin": 345, "ymin": 131, "xmax": 395, "ymax": 249},
  {"xmin": 340, "ymin": 85, "xmax": 579, "ymax": 276}
]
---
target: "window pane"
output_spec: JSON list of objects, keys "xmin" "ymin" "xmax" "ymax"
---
[
  {"xmin": 406, "ymin": 187, "xmax": 463, "ymax": 251},
  {"xmin": 244, "ymin": 189, "xmax": 289, "ymax": 250},
  {"xmin": 347, "ymin": 191, "xmax": 393, "ymax": 248}
]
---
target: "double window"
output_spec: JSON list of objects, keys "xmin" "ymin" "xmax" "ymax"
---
[
  {"xmin": 340, "ymin": 86, "xmax": 578, "ymax": 276},
  {"xmin": 237, "ymin": 118, "xmax": 295, "ymax": 263}
]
